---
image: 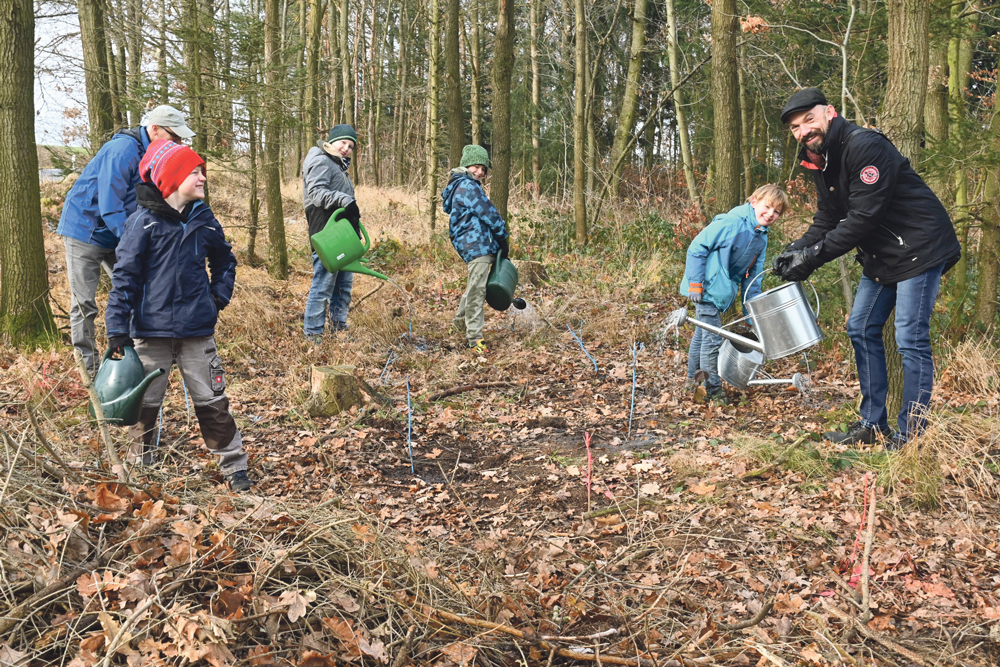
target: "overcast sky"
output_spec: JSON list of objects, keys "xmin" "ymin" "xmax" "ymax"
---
[{"xmin": 35, "ymin": 7, "xmax": 89, "ymax": 147}]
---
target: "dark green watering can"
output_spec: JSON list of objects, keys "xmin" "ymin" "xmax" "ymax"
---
[
  {"xmin": 89, "ymin": 347, "xmax": 165, "ymax": 426},
  {"xmin": 311, "ymin": 208, "xmax": 389, "ymax": 281},
  {"xmin": 486, "ymin": 252, "xmax": 525, "ymax": 311}
]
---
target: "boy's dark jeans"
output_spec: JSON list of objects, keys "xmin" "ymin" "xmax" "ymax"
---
[{"xmin": 127, "ymin": 336, "xmax": 248, "ymax": 473}]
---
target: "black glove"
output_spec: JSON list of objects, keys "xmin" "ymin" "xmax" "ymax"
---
[
  {"xmin": 497, "ymin": 236, "xmax": 510, "ymax": 260},
  {"xmin": 774, "ymin": 245, "xmax": 823, "ymax": 282},
  {"xmin": 213, "ymin": 294, "xmax": 227, "ymax": 311},
  {"xmin": 108, "ymin": 335, "xmax": 134, "ymax": 355}
]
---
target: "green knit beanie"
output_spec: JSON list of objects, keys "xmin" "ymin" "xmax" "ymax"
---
[
  {"xmin": 327, "ymin": 124, "xmax": 358, "ymax": 147},
  {"xmin": 460, "ymin": 145, "xmax": 489, "ymax": 170}
]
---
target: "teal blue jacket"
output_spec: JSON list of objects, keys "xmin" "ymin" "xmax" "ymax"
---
[{"xmin": 680, "ymin": 203, "xmax": 769, "ymax": 314}]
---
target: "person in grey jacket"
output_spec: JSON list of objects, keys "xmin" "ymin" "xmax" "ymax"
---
[{"xmin": 302, "ymin": 124, "xmax": 360, "ymax": 340}]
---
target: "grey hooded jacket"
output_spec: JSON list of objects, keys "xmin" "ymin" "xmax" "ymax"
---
[{"xmin": 302, "ymin": 142, "xmax": 355, "ymax": 246}]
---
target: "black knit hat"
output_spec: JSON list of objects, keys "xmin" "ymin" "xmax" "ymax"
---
[
  {"xmin": 327, "ymin": 124, "xmax": 358, "ymax": 146},
  {"xmin": 780, "ymin": 88, "xmax": 829, "ymax": 123}
]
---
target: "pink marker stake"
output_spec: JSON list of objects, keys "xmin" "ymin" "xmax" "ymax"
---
[{"xmin": 585, "ymin": 432, "xmax": 593, "ymax": 513}]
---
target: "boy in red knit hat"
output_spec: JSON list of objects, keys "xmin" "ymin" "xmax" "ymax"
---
[{"xmin": 105, "ymin": 140, "xmax": 254, "ymax": 491}]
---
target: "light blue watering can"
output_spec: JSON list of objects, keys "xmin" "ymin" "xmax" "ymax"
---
[{"xmin": 310, "ymin": 208, "xmax": 389, "ymax": 281}]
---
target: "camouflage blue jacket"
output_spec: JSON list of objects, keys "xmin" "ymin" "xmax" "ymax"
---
[{"xmin": 442, "ymin": 169, "xmax": 508, "ymax": 263}]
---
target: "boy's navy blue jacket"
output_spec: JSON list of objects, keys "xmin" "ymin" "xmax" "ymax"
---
[
  {"xmin": 680, "ymin": 202, "xmax": 768, "ymax": 314},
  {"xmin": 442, "ymin": 169, "xmax": 508, "ymax": 263},
  {"xmin": 57, "ymin": 127, "xmax": 151, "ymax": 248},
  {"xmin": 106, "ymin": 183, "xmax": 237, "ymax": 339}
]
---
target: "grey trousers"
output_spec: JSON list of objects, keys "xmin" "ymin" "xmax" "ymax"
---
[
  {"xmin": 64, "ymin": 237, "xmax": 116, "ymax": 374},
  {"xmin": 453, "ymin": 255, "xmax": 494, "ymax": 343},
  {"xmin": 128, "ymin": 336, "xmax": 248, "ymax": 474}
]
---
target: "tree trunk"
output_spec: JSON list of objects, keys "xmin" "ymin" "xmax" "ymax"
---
[
  {"xmin": 78, "ymin": 0, "xmax": 115, "ymax": 149},
  {"xmin": 710, "ymin": 0, "xmax": 741, "ymax": 215},
  {"xmin": 738, "ymin": 45, "xmax": 752, "ymax": 198},
  {"xmin": 305, "ymin": 0, "xmax": 324, "ymax": 150},
  {"xmin": 157, "ymin": 0, "xmax": 168, "ymax": 102},
  {"xmin": 609, "ymin": 0, "xmax": 648, "ymax": 198},
  {"xmin": 975, "ymin": 106, "xmax": 1000, "ymax": 330},
  {"xmin": 572, "ymin": 0, "xmax": 586, "ymax": 245},
  {"xmin": 330, "ymin": 0, "xmax": 341, "ymax": 119},
  {"xmin": 295, "ymin": 0, "xmax": 308, "ymax": 173},
  {"xmin": 247, "ymin": 100, "xmax": 261, "ymax": 265},
  {"xmin": 127, "ymin": 0, "xmax": 142, "ymax": 125},
  {"xmin": 394, "ymin": 0, "xmax": 408, "ymax": 186},
  {"xmin": 880, "ymin": 0, "xmax": 930, "ymax": 169},
  {"xmin": 444, "ymin": 0, "xmax": 464, "ymax": 168},
  {"xmin": 425, "ymin": 0, "xmax": 440, "ymax": 230},
  {"xmin": 469, "ymin": 0, "xmax": 482, "ymax": 145},
  {"xmin": 0, "ymin": 0, "xmax": 56, "ymax": 344},
  {"xmin": 665, "ymin": 0, "xmax": 700, "ymax": 213},
  {"xmin": 264, "ymin": 0, "xmax": 289, "ymax": 278},
  {"xmin": 182, "ymin": 0, "xmax": 207, "ymax": 155},
  {"xmin": 948, "ymin": 5, "xmax": 976, "ymax": 305},
  {"xmin": 491, "ymin": 0, "xmax": 514, "ymax": 220},
  {"xmin": 923, "ymin": 23, "xmax": 949, "ymax": 197},
  {"xmin": 340, "ymin": 0, "xmax": 353, "ymax": 125},
  {"xmin": 529, "ymin": 0, "xmax": 541, "ymax": 192}
]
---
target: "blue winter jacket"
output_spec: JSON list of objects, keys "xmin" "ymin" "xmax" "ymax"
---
[
  {"xmin": 442, "ymin": 169, "xmax": 508, "ymax": 263},
  {"xmin": 106, "ymin": 184, "xmax": 237, "ymax": 339},
  {"xmin": 680, "ymin": 203, "xmax": 769, "ymax": 314},
  {"xmin": 57, "ymin": 127, "xmax": 152, "ymax": 248}
]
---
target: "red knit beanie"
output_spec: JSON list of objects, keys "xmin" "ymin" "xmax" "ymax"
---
[{"xmin": 139, "ymin": 140, "xmax": 206, "ymax": 198}]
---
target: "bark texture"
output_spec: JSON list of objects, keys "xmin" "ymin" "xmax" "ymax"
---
[
  {"xmin": 78, "ymin": 0, "xmax": 115, "ymax": 149},
  {"xmin": 710, "ymin": 0, "xmax": 741, "ymax": 214},
  {"xmin": 491, "ymin": 0, "xmax": 515, "ymax": 221},
  {"xmin": 0, "ymin": 0, "xmax": 57, "ymax": 344},
  {"xmin": 425, "ymin": 0, "xmax": 440, "ymax": 230},
  {"xmin": 573, "ymin": 0, "xmax": 587, "ymax": 245},
  {"xmin": 880, "ymin": 0, "xmax": 929, "ymax": 169},
  {"xmin": 444, "ymin": 0, "xmax": 464, "ymax": 168},
  {"xmin": 609, "ymin": 0, "xmax": 648, "ymax": 198},
  {"xmin": 264, "ymin": 0, "xmax": 289, "ymax": 278}
]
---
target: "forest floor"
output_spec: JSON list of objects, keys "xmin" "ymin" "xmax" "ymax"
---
[{"xmin": 2, "ymin": 173, "xmax": 999, "ymax": 667}]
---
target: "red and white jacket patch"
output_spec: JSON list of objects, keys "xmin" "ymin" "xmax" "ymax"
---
[{"xmin": 860, "ymin": 165, "xmax": 879, "ymax": 184}]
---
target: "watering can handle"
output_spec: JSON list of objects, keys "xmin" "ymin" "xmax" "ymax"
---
[
  {"xmin": 333, "ymin": 207, "xmax": 372, "ymax": 253},
  {"xmin": 742, "ymin": 268, "xmax": 821, "ymax": 318}
]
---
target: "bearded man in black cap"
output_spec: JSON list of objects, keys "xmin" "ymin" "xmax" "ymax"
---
[{"xmin": 772, "ymin": 88, "xmax": 961, "ymax": 449}]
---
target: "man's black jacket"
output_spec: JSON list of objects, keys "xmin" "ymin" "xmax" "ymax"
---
[{"xmin": 788, "ymin": 114, "xmax": 961, "ymax": 285}]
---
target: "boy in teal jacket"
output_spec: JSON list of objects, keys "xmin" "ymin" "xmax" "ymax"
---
[{"xmin": 681, "ymin": 184, "xmax": 789, "ymax": 402}]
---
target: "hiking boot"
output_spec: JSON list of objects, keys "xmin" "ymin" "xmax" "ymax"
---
[
  {"xmin": 127, "ymin": 407, "xmax": 160, "ymax": 466},
  {"xmin": 824, "ymin": 421, "xmax": 887, "ymax": 445},
  {"xmin": 331, "ymin": 321, "xmax": 349, "ymax": 332},
  {"xmin": 707, "ymin": 389, "xmax": 729, "ymax": 406},
  {"xmin": 884, "ymin": 432, "xmax": 907, "ymax": 452},
  {"xmin": 683, "ymin": 378, "xmax": 699, "ymax": 392},
  {"xmin": 468, "ymin": 339, "xmax": 489, "ymax": 354},
  {"xmin": 305, "ymin": 334, "xmax": 324, "ymax": 345},
  {"xmin": 225, "ymin": 469, "xmax": 254, "ymax": 492}
]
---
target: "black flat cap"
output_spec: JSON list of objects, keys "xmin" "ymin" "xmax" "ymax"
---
[{"xmin": 781, "ymin": 88, "xmax": 829, "ymax": 123}]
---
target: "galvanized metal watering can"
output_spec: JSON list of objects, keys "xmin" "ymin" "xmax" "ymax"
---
[
  {"xmin": 89, "ymin": 346, "xmax": 165, "ymax": 426},
  {"xmin": 676, "ymin": 274, "xmax": 823, "ymax": 361},
  {"xmin": 310, "ymin": 208, "xmax": 389, "ymax": 281}
]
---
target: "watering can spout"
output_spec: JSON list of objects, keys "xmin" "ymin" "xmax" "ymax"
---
[
  {"xmin": 134, "ymin": 367, "xmax": 165, "ymax": 395},
  {"xmin": 310, "ymin": 210, "xmax": 389, "ymax": 282},
  {"xmin": 684, "ymin": 312, "xmax": 767, "ymax": 355}
]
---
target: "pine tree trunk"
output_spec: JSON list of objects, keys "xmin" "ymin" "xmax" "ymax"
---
[
  {"xmin": 341, "ymin": 0, "xmax": 353, "ymax": 125},
  {"xmin": 948, "ymin": 5, "xmax": 976, "ymax": 306},
  {"xmin": 305, "ymin": 0, "xmax": 324, "ymax": 149},
  {"xmin": 0, "ymin": 0, "xmax": 56, "ymax": 344},
  {"xmin": 975, "ymin": 106, "xmax": 1000, "ymax": 330},
  {"xmin": 738, "ymin": 45, "xmax": 752, "ymax": 198},
  {"xmin": 182, "ymin": 0, "xmax": 207, "ymax": 155},
  {"xmin": 711, "ymin": 0, "xmax": 741, "ymax": 215},
  {"xmin": 923, "ymin": 25, "xmax": 949, "ymax": 197},
  {"xmin": 665, "ymin": 0, "xmax": 700, "ymax": 213},
  {"xmin": 609, "ymin": 0, "xmax": 648, "ymax": 198},
  {"xmin": 529, "ymin": 0, "xmax": 541, "ymax": 192},
  {"xmin": 79, "ymin": 0, "xmax": 115, "ymax": 149},
  {"xmin": 247, "ymin": 96, "xmax": 261, "ymax": 265},
  {"xmin": 425, "ymin": 0, "xmax": 440, "ymax": 230},
  {"xmin": 127, "ymin": 0, "xmax": 143, "ymax": 125},
  {"xmin": 394, "ymin": 0, "xmax": 408, "ymax": 186},
  {"xmin": 444, "ymin": 0, "xmax": 464, "ymax": 168},
  {"xmin": 572, "ymin": 0, "xmax": 586, "ymax": 245},
  {"xmin": 330, "ymin": 0, "xmax": 341, "ymax": 118},
  {"xmin": 157, "ymin": 0, "xmax": 168, "ymax": 102},
  {"xmin": 491, "ymin": 0, "xmax": 514, "ymax": 220},
  {"xmin": 264, "ymin": 0, "xmax": 289, "ymax": 278},
  {"xmin": 469, "ymin": 0, "xmax": 482, "ymax": 145}
]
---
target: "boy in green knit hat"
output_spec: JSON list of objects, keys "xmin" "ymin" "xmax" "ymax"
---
[{"xmin": 441, "ymin": 145, "xmax": 510, "ymax": 354}]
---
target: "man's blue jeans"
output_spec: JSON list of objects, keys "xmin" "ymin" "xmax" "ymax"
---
[
  {"xmin": 686, "ymin": 303, "xmax": 723, "ymax": 394},
  {"xmin": 304, "ymin": 253, "xmax": 353, "ymax": 335},
  {"xmin": 846, "ymin": 263, "xmax": 945, "ymax": 439}
]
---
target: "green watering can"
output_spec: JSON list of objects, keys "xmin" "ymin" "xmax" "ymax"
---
[
  {"xmin": 311, "ymin": 208, "xmax": 389, "ymax": 281},
  {"xmin": 486, "ymin": 252, "xmax": 526, "ymax": 311},
  {"xmin": 89, "ymin": 347, "xmax": 165, "ymax": 426}
]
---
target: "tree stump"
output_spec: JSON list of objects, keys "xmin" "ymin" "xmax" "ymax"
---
[
  {"xmin": 305, "ymin": 365, "xmax": 362, "ymax": 417},
  {"xmin": 515, "ymin": 260, "xmax": 549, "ymax": 286}
]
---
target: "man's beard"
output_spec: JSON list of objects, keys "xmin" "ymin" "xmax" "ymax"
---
[{"xmin": 800, "ymin": 129, "xmax": 828, "ymax": 153}]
